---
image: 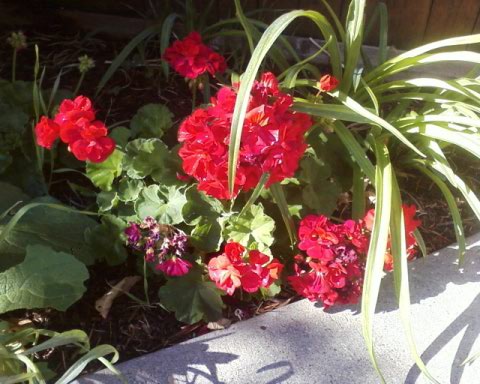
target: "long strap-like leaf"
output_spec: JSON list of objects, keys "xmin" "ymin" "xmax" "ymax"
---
[
  {"xmin": 390, "ymin": 176, "xmax": 440, "ymax": 384},
  {"xmin": 361, "ymin": 141, "xmax": 392, "ymax": 383},
  {"xmin": 227, "ymin": 9, "xmax": 341, "ymax": 195}
]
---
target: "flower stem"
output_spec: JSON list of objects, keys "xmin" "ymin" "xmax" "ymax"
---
[
  {"xmin": 143, "ymin": 258, "xmax": 151, "ymax": 306},
  {"xmin": 12, "ymin": 49, "xmax": 17, "ymax": 82},
  {"xmin": 191, "ymin": 79, "xmax": 197, "ymax": 111},
  {"xmin": 73, "ymin": 72, "xmax": 85, "ymax": 97}
]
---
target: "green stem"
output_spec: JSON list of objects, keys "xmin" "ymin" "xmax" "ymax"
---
[
  {"xmin": 73, "ymin": 72, "xmax": 85, "ymax": 97},
  {"xmin": 12, "ymin": 49, "xmax": 17, "ymax": 82},
  {"xmin": 143, "ymin": 258, "xmax": 150, "ymax": 306},
  {"xmin": 202, "ymin": 75, "xmax": 211, "ymax": 104},
  {"xmin": 191, "ymin": 79, "xmax": 197, "ymax": 111},
  {"xmin": 47, "ymin": 149, "xmax": 55, "ymax": 192}
]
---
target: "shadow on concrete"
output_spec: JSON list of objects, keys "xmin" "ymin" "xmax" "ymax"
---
[
  {"xmin": 405, "ymin": 292, "xmax": 480, "ymax": 384},
  {"xmin": 256, "ymin": 361, "xmax": 294, "ymax": 383},
  {"xmin": 80, "ymin": 334, "xmax": 238, "ymax": 384}
]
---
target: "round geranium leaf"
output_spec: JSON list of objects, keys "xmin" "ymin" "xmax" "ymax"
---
[{"xmin": 130, "ymin": 104, "xmax": 173, "ymax": 139}]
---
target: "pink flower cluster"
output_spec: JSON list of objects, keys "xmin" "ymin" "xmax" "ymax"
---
[
  {"xmin": 34, "ymin": 96, "xmax": 115, "ymax": 163},
  {"xmin": 163, "ymin": 31, "xmax": 226, "ymax": 79},
  {"xmin": 289, "ymin": 205, "xmax": 421, "ymax": 308},
  {"xmin": 207, "ymin": 242, "xmax": 284, "ymax": 295},
  {"xmin": 125, "ymin": 217, "xmax": 191, "ymax": 277},
  {"xmin": 178, "ymin": 72, "xmax": 313, "ymax": 199}
]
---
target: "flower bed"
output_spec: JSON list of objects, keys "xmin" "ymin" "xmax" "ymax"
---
[{"xmin": 1, "ymin": 1, "xmax": 480, "ymax": 382}]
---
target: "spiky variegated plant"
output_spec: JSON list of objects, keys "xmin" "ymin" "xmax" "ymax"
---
[{"xmin": 228, "ymin": 0, "xmax": 480, "ymax": 382}]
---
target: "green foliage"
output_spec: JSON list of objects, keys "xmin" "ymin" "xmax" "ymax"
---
[
  {"xmin": 224, "ymin": 203, "xmax": 275, "ymax": 252},
  {"xmin": 84, "ymin": 215, "xmax": 128, "ymax": 266},
  {"xmin": 299, "ymin": 155, "xmax": 342, "ymax": 215},
  {"xmin": 86, "ymin": 150, "xmax": 124, "ymax": 191},
  {"xmin": 123, "ymin": 138, "xmax": 180, "ymax": 184},
  {"xmin": 0, "ymin": 244, "xmax": 88, "ymax": 313},
  {"xmin": 183, "ymin": 188, "xmax": 225, "ymax": 252},
  {"xmin": 0, "ymin": 322, "xmax": 122, "ymax": 383},
  {"xmin": 0, "ymin": 197, "xmax": 99, "ymax": 270},
  {"xmin": 130, "ymin": 103, "xmax": 173, "ymax": 139},
  {"xmin": 135, "ymin": 184, "xmax": 187, "ymax": 224},
  {"xmin": 231, "ymin": 0, "xmax": 480, "ymax": 381},
  {"xmin": 109, "ymin": 126, "xmax": 131, "ymax": 149},
  {"xmin": 158, "ymin": 268, "xmax": 225, "ymax": 324}
]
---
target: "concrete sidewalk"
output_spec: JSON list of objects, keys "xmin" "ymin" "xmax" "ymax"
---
[{"xmin": 76, "ymin": 234, "xmax": 480, "ymax": 384}]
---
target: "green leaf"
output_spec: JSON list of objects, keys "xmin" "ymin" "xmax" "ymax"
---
[
  {"xmin": 0, "ymin": 182, "xmax": 29, "ymax": 214},
  {"xmin": 110, "ymin": 126, "xmax": 131, "ymax": 149},
  {"xmin": 0, "ymin": 198, "xmax": 98, "ymax": 270},
  {"xmin": 390, "ymin": 176, "xmax": 440, "ymax": 384},
  {"xmin": 0, "ymin": 245, "xmax": 88, "ymax": 313},
  {"xmin": 224, "ymin": 204, "xmax": 275, "ymax": 251},
  {"xmin": 190, "ymin": 219, "xmax": 224, "ymax": 253},
  {"xmin": 130, "ymin": 104, "xmax": 173, "ymax": 139},
  {"xmin": 299, "ymin": 155, "xmax": 342, "ymax": 216},
  {"xmin": 227, "ymin": 9, "xmax": 341, "ymax": 194},
  {"xmin": 86, "ymin": 150, "xmax": 124, "ymax": 191},
  {"xmin": 182, "ymin": 188, "xmax": 224, "ymax": 225},
  {"xmin": 414, "ymin": 165, "xmax": 466, "ymax": 264},
  {"xmin": 135, "ymin": 185, "xmax": 187, "ymax": 224},
  {"xmin": 158, "ymin": 269, "xmax": 225, "ymax": 324},
  {"xmin": 97, "ymin": 191, "xmax": 118, "ymax": 213},
  {"xmin": 117, "ymin": 178, "xmax": 144, "ymax": 202},
  {"xmin": 333, "ymin": 121, "xmax": 375, "ymax": 182},
  {"xmin": 342, "ymin": 0, "xmax": 366, "ymax": 93},
  {"xmin": 84, "ymin": 215, "xmax": 128, "ymax": 266},
  {"xmin": 361, "ymin": 141, "xmax": 392, "ymax": 383},
  {"xmin": 123, "ymin": 138, "xmax": 179, "ymax": 185},
  {"xmin": 182, "ymin": 188, "xmax": 224, "ymax": 253},
  {"xmin": 96, "ymin": 24, "xmax": 162, "ymax": 96}
]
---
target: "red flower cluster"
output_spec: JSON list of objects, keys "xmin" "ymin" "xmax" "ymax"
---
[
  {"xmin": 208, "ymin": 242, "xmax": 283, "ymax": 295},
  {"xmin": 34, "ymin": 96, "xmax": 115, "ymax": 163},
  {"xmin": 289, "ymin": 205, "xmax": 421, "ymax": 308},
  {"xmin": 178, "ymin": 72, "xmax": 313, "ymax": 199},
  {"xmin": 363, "ymin": 204, "xmax": 421, "ymax": 271},
  {"xmin": 288, "ymin": 215, "xmax": 366, "ymax": 308},
  {"xmin": 163, "ymin": 31, "xmax": 227, "ymax": 79},
  {"xmin": 318, "ymin": 74, "xmax": 339, "ymax": 92}
]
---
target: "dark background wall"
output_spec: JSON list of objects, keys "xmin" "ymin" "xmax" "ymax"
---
[{"xmin": 2, "ymin": 0, "xmax": 479, "ymax": 49}]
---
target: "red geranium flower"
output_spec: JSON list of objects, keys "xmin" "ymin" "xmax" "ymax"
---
[
  {"xmin": 208, "ymin": 242, "xmax": 283, "ymax": 295},
  {"xmin": 318, "ymin": 74, "xmax": 339, "ymax": 92},
  {"xmin": 163, "ymin": 31, "xmax": 227, "ymax": 79},
  {"xmin": 35, "ymin": 95, "xmax": 116, "ymax": 163},
  {"xmin": 178, "ymin": 72, "xmax": 312, "ymax": 199},
  {"xmin": 289, "ymin": 215, "xmax": 366, "ymax": 309},
  {"xmin": 54, "ymin": 95, "xmax": 95, "ymax": 126},
  {"xmin": 34, "ymin": 116, "xmax": 60, "ymax": 149}
]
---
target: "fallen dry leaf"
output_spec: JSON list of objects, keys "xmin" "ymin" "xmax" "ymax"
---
[
  {"xmin": 95, "ymin": 276, "xmax": 141, "ymax": 319},
  {"xmin": 207, "ymin": 318, "xmax": 232, "ymax": 330}
]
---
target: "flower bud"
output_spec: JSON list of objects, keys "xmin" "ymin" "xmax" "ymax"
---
[
  {"xmin": 78, "ymin": 54, "xmax": 95, "ymax": 74},
  {"xmin": 7, "ymin": 31, "xmax": 27, "ymax": 50}
]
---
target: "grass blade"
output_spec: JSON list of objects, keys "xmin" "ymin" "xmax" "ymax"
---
[
  {"xmin": 55, "ymin": 345, "xmax": 122, "ymax": 384},
  {"xmin": 160, "ymin": 13, "xmax": 179, "ymax": 78},
  {"xmin": 227, "ymin": 9, "xmax": 341, "ymax": 195},
  {"xmin": 413, "ymin": 164, "xmax": 466, "ymax": 264},
  {"xmin": 342, "ymin": 0, "xmax": 366, "ymax": 93},
  {"xmin": 390, "ymin": 176, "xmax": 440, "ymax": 384},
  {"xmin": 352, "ymin": 164, "xmax": 365, "ymax": 220},
  {"xmin": 331, "ymin": 90, "xmax": 425, "ymax": 158},
  {"xmin": 96, "ymin": 24, "xmax": 162, "ymax": 97},
  {"xmin": 333, "ymin": 121, "xmax": 375, "ymax": 181},
  {"xmin": 361, "ymin": 141, "xmax": 392, "ymax": 383},
  {"xmin": 270, "ymin": 183, "xmax": 296, "ymax": 245}
]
